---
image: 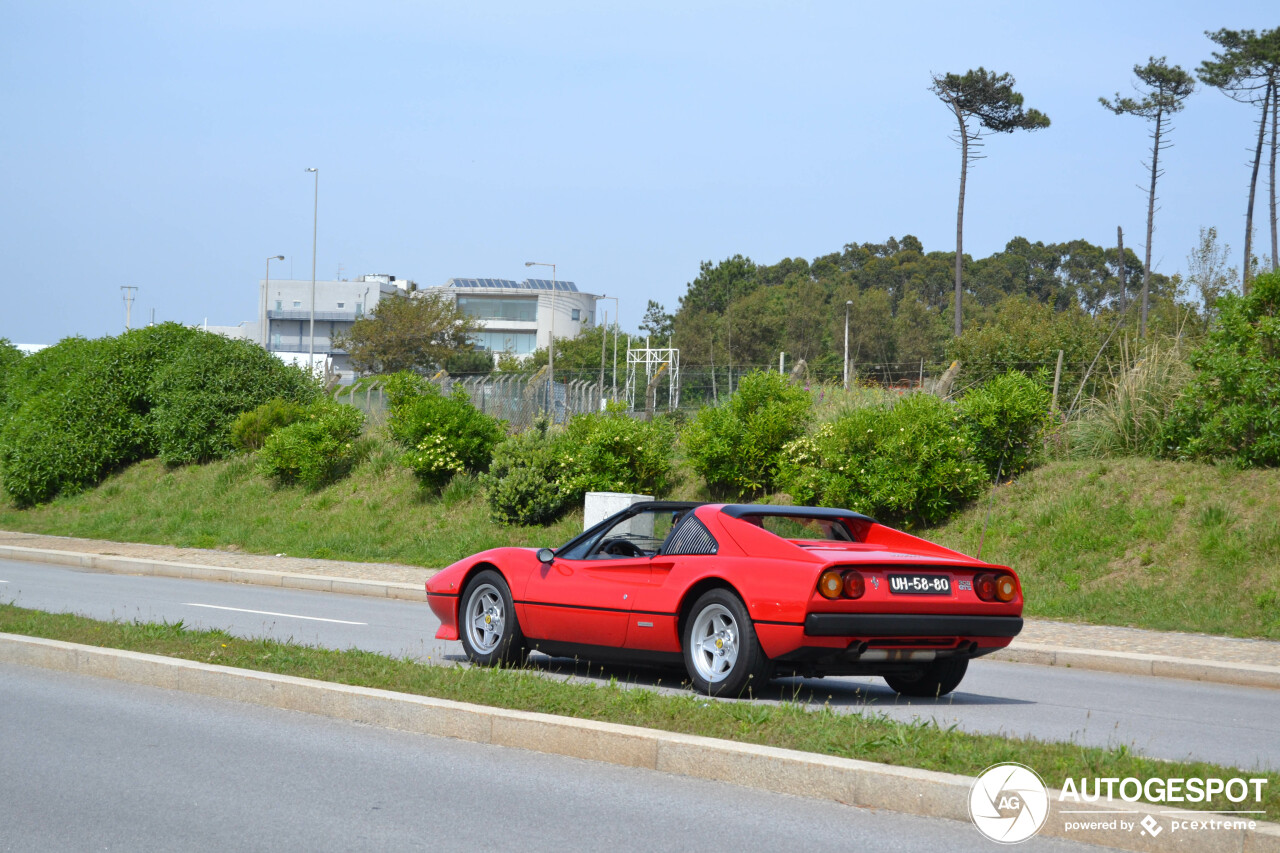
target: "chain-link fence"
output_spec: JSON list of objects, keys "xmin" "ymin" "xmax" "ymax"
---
[
  {"xmin": 335, "ymin": 373, "xmax": 608, "ymax": 431},
  {"xmin": 337, "ymin": 355, "xmax": 1101, "ymax": 430}
]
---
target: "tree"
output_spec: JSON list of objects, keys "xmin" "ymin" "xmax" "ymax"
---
[
  {"xmin": 1101, "ymin": 57, "xmax": 1196, "ymax": 337},
  {"xmin": 1199, "ymin": 28, "xmax": 1280, "ymax": 291},
  {"xmin": 930, "ymin": 68, "xmax": 1050, "ymax": 338},
  {"xmin": 638, "ymin": 300, "xmax": 674, "ymax": 344},
  {"xmin": 1185, "ymin": 226, "xmax": 1239, "ymax": 320},
  {"xmin": 333, "ymin": 293, "xmax": 477, "ymax": 376}
]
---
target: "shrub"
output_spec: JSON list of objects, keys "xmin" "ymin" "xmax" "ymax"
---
[
  {"xmin": 480, "ymin": 407, "xmax": 676, "ymax": 526},
  {"xmin": 0, "ymin": 338, "xmax": 23, "ymax": 411},
  {"xmin": 231, "ymin": 398, "xmax": 309, "ymax": 452},
  {"xmin": 778, "ymin": 393, "xmax": 986, "ymax": 526},
  {"xmin": 388, "ymin": 381, "xmax": 506, "ymax": 489},
  {"xmin": 957, "ymin": 370, "xmax": 1051, "ymax": 479},
  {"xmin": 480, "ymin": 426, "xmax": 574, "ymax": 526},
  {"xmin": 683, "ymin": 371, "xmax": 812, "ymax": 499},
  {"xmin": 257, "ymin": 402, "xmax": 365, "ymax": 489},
  {"xmin": 1160, "ymin": 271, "xmax": 1280, "ymax": 467},
  {"xmin": 148, "ymin": 332, "xmax": 319, "ymax": 465},
  {"xmin": 558, "ymin": 406, "xmax": 675, "ymax": 498},
  {"xmin": 0, "ymin": 325, "xmax": 202, "ymax": 506}
]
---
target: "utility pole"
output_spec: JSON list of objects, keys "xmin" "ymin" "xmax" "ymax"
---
[{"xmin": 120, "ymin": 286, "xmax": 137, "ymax": 331}]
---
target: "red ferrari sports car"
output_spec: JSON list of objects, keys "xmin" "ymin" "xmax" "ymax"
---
[{"xmin": 426, "ymin": 502, "xmax": 1023, "ymax": 697}]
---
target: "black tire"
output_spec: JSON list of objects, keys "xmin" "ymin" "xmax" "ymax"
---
[
  {"xmin": 682, "ymin": 589, "xmax": 772, "ymax": 697},
  {"xmin": 883, "ymin": 658, "xmax": 969, "ymax": 697},
  {"xmin": 458, "ymin": 570, "xmax": 527, "ymax": 666}
]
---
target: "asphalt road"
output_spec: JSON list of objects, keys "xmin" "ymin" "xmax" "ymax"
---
[
  {"xmin": 3, "ymin": 556, "xmax": 1277, "ymax": 772},
  {"xmin": 0, "ymin": 662, "xmax": 1109, "ymax": 853}
]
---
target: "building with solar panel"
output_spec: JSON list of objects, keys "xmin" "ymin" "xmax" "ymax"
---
[{"xmin": 420, "ymin": 277, "xmax": 600, "ymax": 361}]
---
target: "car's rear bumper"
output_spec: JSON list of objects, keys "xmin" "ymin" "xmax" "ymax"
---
[{"xmin": 802, "ymin": 613, "xmax": 1023, "ymax": 638}]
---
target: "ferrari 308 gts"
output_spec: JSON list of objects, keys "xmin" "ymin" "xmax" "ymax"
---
[{"xmin": 426, "ymin": 501, "xmax": 1023, "ymax": 697}]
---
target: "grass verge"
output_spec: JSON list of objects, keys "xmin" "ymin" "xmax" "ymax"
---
[
  {"xmin": 932, "ymin": 458, "xmax": 1280, "ymax": 640},
  {"xmin": 2, "ymin": 602, "xmax": 1276, "ymax": 822}
]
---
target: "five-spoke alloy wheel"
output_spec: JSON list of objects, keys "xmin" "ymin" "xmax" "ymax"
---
[
  {"xmin": 682, "ymin": 588, "xmax": 771, "ymax": 696},
  {"xmin": 459, "ymin": 569, "xmax": 526, "ymax": 666}
]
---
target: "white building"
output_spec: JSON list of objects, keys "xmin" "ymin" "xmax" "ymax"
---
[
  {"xmin": 208, "ymin": 273, "xmax": 409, "ymax": 382},
  {"xmin": 422, "ymin": 278, "xmax": 599, "ymax": 360}
]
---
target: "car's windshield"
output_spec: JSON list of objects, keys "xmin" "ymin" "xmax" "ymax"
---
[
  {"xmin": 555, "ymin": 507, "xmax": 685, "ymax": 559},
  {"xmin": 741, "ymin": 514, "xmax": 855, "ymax": 542}
]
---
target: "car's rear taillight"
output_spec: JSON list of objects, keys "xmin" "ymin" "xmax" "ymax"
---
[
  {"xmin": 995, "ymin": 574, "xmax": 1018, "ymax": 602},
  {"xmin": 818, "ymin": 569, "xmax": 844, "ymax": 600},
  {"xmin": 974, "ymin": 573, "xmax": 997, "ymax": 602},
  {"xmin": 818, "ymin": 569, "xmax": 865, "ymax": 600}
]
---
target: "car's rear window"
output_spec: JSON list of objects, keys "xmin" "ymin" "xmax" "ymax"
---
[{"xmin": 740, "ymin": 514, "xmax": 856, "ymax": 542}]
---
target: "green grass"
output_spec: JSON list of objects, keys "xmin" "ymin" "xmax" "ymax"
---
[
  {"xmin": 3, "ymin": 434, "xmax": 1279, "ymax": 639},
  {"xmin": 3, "ymin": 601, "xmax": 1275, "ymax": 822},
  {"xmin": 931, "ymin": 458, "xmax": 1280, "ymax": 640}
]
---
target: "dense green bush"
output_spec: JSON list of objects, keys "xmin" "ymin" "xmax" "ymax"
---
[
  {"xmin": 1161, "ymin": 271, "xmax": 1280, "ymax": 467},
  {"xmin": 148, "ymin": 333, "xmax": 319, "ymax": 465},
  {"xmin": 231, "ymin": 399, "xmax": 310, "ymax": 452},
  {"xmin": 558, "ymin": 406, "xmax": 675, "ymax": 498},
  {"xmin": 0, "ymin": 325, "xmax": 320, "ymax": 506},
  {"xmin": 0, "ymin": 338, "xmax": 23, "ymax": 410},
  {"xmin": 480, "ymin": 425, "xmax": 574, "ymax": 526},
  {"xmin": 779, "ymin": 393, "xmax": 986, "ymax": 526},
  {"xmin": 0, "ymin": 325, "xmax": 202, "ymax": 506},
  {"xmin": 957, "ymin": 370, "xmax": 1051, "ymax": 479},
  {"xmin": 257, "ymin": 402, "xmax": 365, "ymax": 489},
  {"xmin": 481, "ymin": 408, "xmax": 676, "ymax": 526},
  {"xmin": 683, "ymin": 371, "xmax": 812, "ymax": 499},
  {"xmin": 388, "ymin": 381, "xmax": 506, "ymax": 490}
]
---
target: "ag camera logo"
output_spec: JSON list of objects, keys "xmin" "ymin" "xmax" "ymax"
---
[{"xmin": 970, "ymin": 763, "xmax": 1050, "ymax": 844}]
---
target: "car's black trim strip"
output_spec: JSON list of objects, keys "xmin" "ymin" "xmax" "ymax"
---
[
  {"xmin": 752, "ymin": 619, "xmax": 806, "ymax": 627},
  {"xmin": 804, "ymin": 614, "xmax": 1023, "ymax": 638},
  {"xmin": 426, "ymin": 592, "xmax": 458, "ymax": 599},
  {"xmin": 515, "ymin": 599, "xmax": 675, "ymax": 618}
]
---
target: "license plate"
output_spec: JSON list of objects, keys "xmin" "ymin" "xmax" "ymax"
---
[{"xmin": 887, "ymin": 574, "xmax": 951, "ymax": 595}]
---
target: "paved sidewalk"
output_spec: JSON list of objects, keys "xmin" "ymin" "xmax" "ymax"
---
[{"xmin": 3, "ymin": 529, "xmax": 1278, "ymax": 679}]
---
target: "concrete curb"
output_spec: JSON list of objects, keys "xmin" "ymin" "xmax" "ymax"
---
[
  {"xmin": 5, "ymin": 542, "xmax": 1279, "ymax": 693},
  {"xmin": 991, "ymin": 644, "xmax": 1280, "ymax": 691},
  {"xmin": 1, "ymin": 632, "xmax": 1275, "ymax": 853},
  {"xmin": 0, "ymin": 544, "xmax": 425, "ymax": 601}
]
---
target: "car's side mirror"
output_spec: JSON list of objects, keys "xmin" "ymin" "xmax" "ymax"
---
[{"xmin": 536, "ymin": 547, "xmax": 555, "ymax": 564}]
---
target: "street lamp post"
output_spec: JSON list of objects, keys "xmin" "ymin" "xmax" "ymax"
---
[
  {"xmin": 305, "ymin": 168, "xmax": 319, "ymax": 372},
  {"xmin": 843, "ymin": 300, "xmax": 853, "ymax": 391},
  {"xmin": 525, "ymin": 261, "xmax": 556, "ymax": 415},
  {"xmin": 263, "ymin": 255, "xmax": 284, "ymax": 348},
  {"xmin": 599, "ymin": 295, "xmax": 619, "ymax": 400}
]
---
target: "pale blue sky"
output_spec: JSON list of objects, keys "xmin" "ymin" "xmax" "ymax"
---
[{"xmin": 1, "ymin": 1, "xmax": 1273, "ymax": 344}]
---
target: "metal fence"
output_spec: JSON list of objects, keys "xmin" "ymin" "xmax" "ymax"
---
[{"xmin": 335, "ymin": 374, "xmax": 607, "ymax": 431}]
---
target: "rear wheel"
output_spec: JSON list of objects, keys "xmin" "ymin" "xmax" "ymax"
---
[
  {"xmin": 682, "ymin": 589, "xmax": 772, "ymax": 697},
  {"xmin": 459, "ymin": 570, "xmax": 527, "ymax": 666},
  {"xmin": 883, "ymin": 658, "xmax": 968, "ymax": 697}
]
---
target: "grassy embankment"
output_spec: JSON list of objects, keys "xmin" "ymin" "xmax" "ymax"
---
[
  {"xmin": 2, "ymin": 602, "xmax": 1275, "ymax": 822},
  {"xmin": 1, "ymin": 443, "xmax": 1278, "ymax": 640}
]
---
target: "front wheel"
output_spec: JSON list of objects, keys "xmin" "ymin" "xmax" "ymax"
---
[
  {"xmin": 459, "ymin": 570, "xmax": 527, "ymax": 666},
  {"xmin": 682, "ymin": 589, "xmax": 772, "ymax": 697},
  {"xmin": 883, "ymin": 658, "xmax": 968, "ymax": 697}
]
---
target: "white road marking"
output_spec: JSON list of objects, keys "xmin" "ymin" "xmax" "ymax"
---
[{"xmin": 182, "ymin": 603, "xmax": 366, "ymax": 625}]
